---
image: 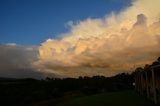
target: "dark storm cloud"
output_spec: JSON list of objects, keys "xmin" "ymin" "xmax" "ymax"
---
[{"xmin": 0, "ymin": 44, "xmax": 44, "ymax": 79}]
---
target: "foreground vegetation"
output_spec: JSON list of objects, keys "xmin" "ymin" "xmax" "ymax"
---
[
  {"xmin": 0, "ymin": 73, "xmax": 133, "ymax": 105},
  {"xmin": 56, "ymin": 90, "xmax": 155, "ymax": 106}
]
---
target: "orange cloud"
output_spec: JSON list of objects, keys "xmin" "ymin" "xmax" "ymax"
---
[{"xmin": 34, "ymin": 0, "xmax": 160, "ymax": 77}]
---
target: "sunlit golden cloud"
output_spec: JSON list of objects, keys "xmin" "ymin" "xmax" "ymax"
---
[{"xmin": 33, "ymin": 0, "xmax": 160, "ymax": 78}]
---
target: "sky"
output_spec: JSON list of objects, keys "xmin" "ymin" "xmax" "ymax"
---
[
  {"xmin": 0, "ymin": 0, "xmax": 131, "ymax": 45},
  {"xmin": 0, "ymin": 0, "xmax": 160, "ymax": 78}
]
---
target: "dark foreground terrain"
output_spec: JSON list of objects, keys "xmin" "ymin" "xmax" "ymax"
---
[
  {"xmin": 28, "ymin": 90, "xmax": 156, "ymax": 106},
  {"xmin": 0, "ymin": 73, "xmax": 155, "ymax": 106},
  {"xmin": 55, "ymin": 90, "xmax": 155, "ymax": 106}
]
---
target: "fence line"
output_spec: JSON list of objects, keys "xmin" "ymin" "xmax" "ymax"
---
[{"xmin": 134, "ymin": 65, "xmax": 160, "ymax": 104}]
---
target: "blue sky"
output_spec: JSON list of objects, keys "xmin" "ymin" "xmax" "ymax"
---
[{"xmin": 0, "ymin": 0, "xmax": 131, "ymax": 45}]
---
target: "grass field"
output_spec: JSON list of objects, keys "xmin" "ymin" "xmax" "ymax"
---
[{"xmin": 55, "ymin": 90, "xmax": 155, "ymax": 106}]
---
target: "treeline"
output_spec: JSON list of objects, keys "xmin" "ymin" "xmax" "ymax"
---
[
  {"xmin": 134, "ymin": 57, "xmax": 160, "ymax": 72},
  {"xmin": 0, "ymin": 73, "xmax": 134, "ymax": 105}
]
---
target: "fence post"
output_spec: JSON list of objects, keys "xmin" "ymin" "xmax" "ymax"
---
[
  {"xmin": 145, "ymin": 71, "xmax": 149, "ymax": 98},
  {"xmin": 151, "ymin": 68, "xmax": 157, "ymax": 104}
]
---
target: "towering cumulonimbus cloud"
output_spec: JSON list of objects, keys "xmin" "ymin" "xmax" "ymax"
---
[{"xmin": 34, "ymin": 0, "xmax": 160, "ymax": 78}]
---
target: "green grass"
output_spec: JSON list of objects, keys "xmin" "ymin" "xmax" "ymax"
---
[{"xmin": 56, "ymin": 90, "xmax": 155, "ymax": 106}]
